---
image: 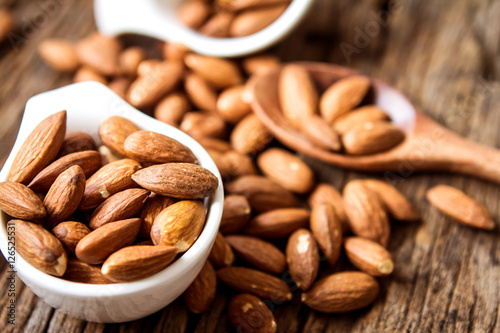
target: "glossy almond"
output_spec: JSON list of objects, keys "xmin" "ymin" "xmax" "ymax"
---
[
  {"xmin": 150, "ymin": 200, "xmax": 206, "ymax": 252},
  {"xmin": 257, "ymin": 148, "xmax": 315, "ymax": 194},
  {"xmin": 101, "ymin": 245, "xmax": 177, "ymax": 282},
  {"xmin": 342, "ymin": 121, "xmax": 405, "ymax": 155},
  {"xmin": 185, "ymin": 54, "xmax": 243, "ymax": 89},
  {"xmin": 184, "ymin": 73, "xmax": 218, "ymax": 113},
  {"xmin": 310, "ymin": 203, "xmax": 343, "ymax": 267},
  {"xmin": 154, "ymin": 92, "xmax": 191, "ymax": 127},
  {"xmin": 199, "ymin": 12, "xmax": 235, "ymax": 37},
  {"xmin": 10, "ymin": 110, "xmax": 66, "ymax": 184},
  {"xmin": 177, "ymin": 0, "xmax": 211, "ymax": 29},
  {"xmin": 242, "ymin": 53, "xmax": 280, "ymax": 76},
  {"xmin": 119, "ymin": 47, "xmax": 146, "ymax": 77},
  {"xmin": 364, "ymin": 179, "xmax": 419, "ymax": 222},
  {"xmin": 320, "ymin": 75, "xmax": 371, "ymax": 122},
  {"xmin": 184, "ymin": 261, "xmax": 217, "ymax": 314},
  {"xmin": 426, "ymin": 185, "xmax": 495, "ymax": 230},
  {"xmin": 308, "ymin": 183, "xmax": 349, "ymax": 233},
  {"xmin": 63, "ymin": 258, "xmax": 113, "ymax": 284},
  {"xmin": 180, "ymin": 111, "xmax": 226, "ymax": 139},
  {"xmin": 52, "ymin": 221, "xmax": 91, "ymax": 255},
  {"xmin": 79, "ymin": 159, "xmax": 142, "ymax": 211},
  {"xmin": 298, "ymin": 115, "xmax": 341, "ymax": 151},
  {"xmin": 0, "ymin": 182, "xmax": 46, "ymax": 220},
  {"xmin": 216, "ymin": 85, "xmax": 252, "ymax": 124},
  {"xmin": 220, "ymin": 195, "xmax": 251, "ymax": 234},
  {"xmin": 343, "ymin": 180, "xmax": 390, "ymax": 246},
  {"xmin": 344, "ymin": 237, "xmax": 394, "ymax": 277},
  {"xmin": 301, "ymin": 271, "xmax": 379, "ymax": 313},
  {"xmin": 218, "ymin": 150, "xmax": 257, "ymax": 180},
  {"xmin": 333, "ymin": 105, "xmax": 390, "ymax": 134},
  {"xmin": 28, "ymin": 150, "xmax": 101, "ymax": 193},
  {"xmin": 57, "ymin": 131, "xmax": 97, "ymax": 157},
  {"xmin": 43, "ymin": 165, "xmax": 86, "ymax": 227},
  {"xmin": 231, "ymin": 113, "xmax": 272, "ymax": 155},
  {"xmin": 89, "ymin": 188, "xmax": 150, "ymax": 229},
  {"xmin": 38, "ymin": 39, "xmax": 80, "ymax": 73},
  {"xmin": 286, "ymin": 229, "xmax": 319, "ymax": 291},
  {"xmin": 226, "ymin": 235, "xmax": 286, "ymax": 274},
  {"xmin": 133, "ymin": 163, "xmax": 218, "ymax": 199},
  {"xmin": 76, "ymin": 218, "xmax": 141, "ymax": 264},
  {"xmin": 14, "ymin": 220, "xmax": 67, "ymax": 276},
  {"xmin": 228, "ymin": 293, "xmax": 277, "ymax": 333},
  {"xmin": 98, "ymin": 116, "xmax": 141, "ymax": 157},
  {"xmin": 209, "ymin": 232, "xmax": 235, "ymax": 268},
  {"xmin": 217, "ymin": 266, "xmax": 292, "ymax": 302},
  {"xmin": 76, "ymin": 32, "xmax": 121, "ymax": 76},
  {"xmin": 243, "ymin": 208, "xmax": 310, "ymax": 238},
  {"xmin": 230, "ymin": 4, "xmax": 288, "ymax": 37},
  {"xmin": 139, "ymin": 194, "xmax": 177, "ymax": 238}
]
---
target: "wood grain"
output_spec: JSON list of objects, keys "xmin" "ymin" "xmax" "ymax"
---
[{"xmin": 0, "ymin": 0, "xmax": 499, "ymax": 332}]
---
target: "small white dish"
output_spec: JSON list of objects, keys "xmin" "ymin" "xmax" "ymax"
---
[
  {"xmin": 94, "ymin": 0, "xmax": 315, "ymax": 58},
  {"xmin": 0, "ymin": 82, "xmax": 224, "ymax": 323}
]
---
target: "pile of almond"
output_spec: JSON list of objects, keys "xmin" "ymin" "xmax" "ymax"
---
[
  {"xmin": 0, "ymin": 111, "xmax": 218, "ymax": 283},
  {"xmin": 177, "ymin": 0, "xmax": 291, "ymax": 38}
]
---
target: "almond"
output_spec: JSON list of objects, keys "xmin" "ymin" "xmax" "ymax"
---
[
  {"xmin": 73, "ymin": 67, "xmax": 107, "ymax": 85},
  {"xmin": 199, "ymin": 12, "xmax": 235, "ymax": 38},
  {"xmin": 10, "ymin": 110, "xmax": 66, "ymax": 184},
  {"xmin": 231, "ymin": 113, "xmax": 272, "ymax": 155},
  {"xmin": 119, "ymin": 47, "xmax": 146, "ymax": 77},
  {"xmin": 132, "ymin": 163, "xmax": 218, "ymax": 199},
  {"xmin": 184, "ymin": 73, "xmax": 218, "ymax": 113},
  {"xmin": 124, "ymin": 130, "xmax": 197, "ymax": 165},
  {"xmin": 301, "ymin": 271, "xmax": 379, "ymax": 313},
  {"xmin": 209, "ymin": 232, "xmax": 235, "ymax": 268},
  {"xmin": 43, "ymin": 165, "xmax": 86, "ymax": 227},
  {"xmin": 217, "ymin": 266, "xmax": 292, "ymax": 302},
  {"xmin": 79, "ymin": 159, "xmax": 141, "ymax": 211},
  {"xmin": 229, "ymin": 4, "xmax": 288, "ymax": 37},
  {"xmin": 426, "ymin": 185, "xmax": 495, "ymax": 230},
  {"xmin": 198, "ymin": 137, "xmax": 232, "ymax": 153},
  {"xmin": 180, "ymin": 111, "xmax": 227, "ymax": 139},
  {"xmin": 63, "ymin": 258, "xmax": 113, "ymax": 284},
  {"xmin": 52, "ymin": 221, "xmax": 91, "ymax": 255},
  {"xmin": 218, "ymin": 150, "xmax": 258, "ymax": 180},
  {"xmin": 343, "ymin": 180, "xmax": 390, "ymax": 246},
  {"xmin": 137, "ymin": 59, "xmax": 162, "ymax": 76},
  {"xmin": 108, "ymin": 77, "xmax": 132, "ymax": 99},
  {"xmin": 342, "ymin": 121, "xmax": 405, "ymax": 155},
  {"xmin": 154, "ymin": 92, "xmax": 191, "ymax": 127},
  {"xmin": 184, "ymin": 261, "xmax": 217, "ymax": 314},
  {"xmin": 101, "ymin": 245, "xmax": 178, "ymax": 282},
  {"xmin": 185, "ymin": 54, "xmax": 243, "ymax": 89},
  {"xmin": 57, "ymin": 132, "xmax": 97, "ymax": 157},
  {"xmin": 28, "ymin": 150, "xmax": 101, "ymax": 193},
  {"xmin": 243, "ymin": 208, "xmax": 310, "ymax": 238},
  {"xmin": 150, "ymin": 200, "xmax": 206, "ymax": 252},
  {"xmin": 139, "ymin": 194, "xmax": 177, "ymax": 238},
  {"xmin": 257, "ymin": 148, "xmax": 315, "ymax": 194},
  {"xmin": 38, "ymin": 39, "xmax": 80, "ymax": 73},
  {"xmin": 76, "ymin": 32, "xmax": 121, "ymax": 76},
  {"xmin": 220, "ymin": 195, "xmax": 252, "ymax": 234},
  {"xmin": 344, "ymin": 237, "xmax": 394, "ymax": 277},
  {"xmin": 177, "ymin": 0, "xmax": 211, "ymax": 29},
  {"xmin": 75, "ymin": 218, "xmax": 141, "ymax": 264},
  {"xmin": 333, "ymin": 105, "xmax": 390, "ymax": 134},
  {"xmin": 242, "ymin": 53, "xmax": 280, "ymax": 76},
  {"xmin": 310, "ymin": 203, "xmax": 343, "ymax": 267},
  {"xmin": 0, "ymin": 182, "xmax": 46, "ymax": 220},
  {"xmin": 98, "ymin": 145, "xmax": 121, "ymax": 165},
  {"xmin": 162, "ymin": 43, "xmax": 190, "ymax": 62},
  {"xmin": 308, "ymin": 183, "xmax": 349, "ymax": 234},
  {"xmin": 319, "ymin": 75, "xmax": 371, "ymax": 123},
  {"xmin": 226, "ymin": 235, "xmax": 286, "ymax": 274},
  {"xmin": 286, "ymin": 228, "xmax": 319, "ymax": 291},
  {"xmin": 0, "ymin": 9, "xmax": 14, "ymax": 43},
  {"xmin": 14, "ymin": 220, "xmax": 67, "ymax": 277},
  {"xmin": 364, "ymin": 179, "xmax": 419, "ymax": 222},
  {"xmin": 219, "ymin": 0, "xmax": 290, "ymax": 11},
  {"xmin": 298, "ymin": 115, "xmax": 342, "ymax": 151},
  {"xmin": 217, "ymin": 85, "xmax": 252, "ymax": 124},
  {"xmin": 89, "ymin": 188, "xmax": 150, "ymax": 229},
  {"xmin": 228, "ymin": 293, "xmax": 277, "ymax": 333},
  {"xmin": 98, "ymin": 115, "xmax": 141, "ymax": 157}
]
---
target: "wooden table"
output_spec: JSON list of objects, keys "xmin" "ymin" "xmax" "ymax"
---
[{"xmin": 1, "ymin": 0, "xmax": 499, "ymax": 332}]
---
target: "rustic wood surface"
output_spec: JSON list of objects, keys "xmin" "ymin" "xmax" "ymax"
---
[{"xmin": 1, "ymin": 0, "xmax": 499, "ymax": 332}]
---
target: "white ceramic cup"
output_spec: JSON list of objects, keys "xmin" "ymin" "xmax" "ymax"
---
[
  {"xmin": 94, "ymin": 0, "xmax": 315, "ymax": 58},
  {"xmin": 0, "ymin": 82, "xmax": 224, "ymax": 323}
]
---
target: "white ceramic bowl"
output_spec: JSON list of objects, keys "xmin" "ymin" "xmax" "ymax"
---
[
  {"xmin": 94, "ymin": 0, "xmax": 315, "ymax": 57},
  {"xmin": 0, "ymin": 82, "xmax": 224, "ymax": 323}
]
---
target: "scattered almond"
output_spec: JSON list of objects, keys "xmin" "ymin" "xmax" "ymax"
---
[
  {"xmin": 184, "ymin": 261, "xmax": 217, "ymax": 313},
  {"xmin": 344, "ymin": 237, "xmax": 394, "ymax": 277},
  {"xmin": 286, "ymin": 228, "xmax": 319, "ymax": 291},
  {"xmin": 220, "ymin": 195, "xmax": 252, "ymax": 234},
  {"xmin": 310, "ymin": 203, "xmax": 343, "ymax": 267},
  {"xmin": 243, "ymin": 208, "xmax": 310, "ymax": 238},
  {"xmin": 209, "ymin": 232, "xmax": 235, "ymax": 268},
  {"xmin": 38, "ymin": 39, "xmax": 80, "ymax": 73},
  {"xmin": 228, "ymin": 293, "xmax": 277, "ymax": 333}
]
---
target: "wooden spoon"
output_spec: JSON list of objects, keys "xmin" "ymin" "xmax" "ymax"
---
[{"xmin": 248, "ymin": 62, "xmax": 500, "ymax": 184}]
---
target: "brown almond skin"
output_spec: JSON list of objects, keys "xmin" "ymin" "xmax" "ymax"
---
[
  {"xmin": 219, "ymin": 0, "xmax": 290, "ymax": 11},
  {"xmin": 75, "ymin": 218, "xmax": 141, "ymax": 264},
  {"xmin": 101, "ymin": 245, "xmax": 178, "ymax": 282},
  {"xmin": 38, "ymin": 39, "xmax": 80, "ymax": 73},
  {"xmin": 216, "ymin": 85, "xmax": 252, "ymax": 124},
  {"xmin": 98, "ymin": 116, "xmax": 141, "ymax": 157},
  {"xmin": 180, "ymin": 111, "xmax": 227, "ymax": 139},
  {"xmin": 177, "ymin": 0, "xmax": 211, "ymax": 29},
  {"xmin": 154, "ymin": 92, "xmax": 191, "ymax": 127},
  {"xmin": 119, "ymin": 47, "xmax": 146, "ymax": 77},
  {"xmin": 124, "ymin": 130, "xmax": 197, "ymax": 165},
  {"xmin": 333, "ymin": 105, "xmax": 390, "ymax": 134},
  {"xmin": 217, "ymin": 267, "xmax": 292, "ymax": 302},
  {"xmin": 43, "ymin": 165, "xmax": 86, "ymax": 228},
  {"xmin": 364, "ymin": 179, "xmax": 419, "ymax": 222},
  {"xmin": 231, "ymin": 113, "xmax": 272, "ymax": 155},
  {"xmin": 344, "ymin": 237, "xmax": 394, "ymax": 277},
  {"xmin": 225, "ymin": 175, "xmax": 296, "ymax": 213},
  {"xmin": 150, "ymin": 200, "xmax": 206, "ymax": 252},
  {"xmin": 298, "ymin": 115, "xmax": 342, "ymax": 151},
  {"xmin": 257, "ymin": 148, "xmax": 315, "ymax": 194},
  {"xmin": 228, "ymin": 293, "xmax": 277, "ymax": 333},
  {"xmin": 226, "ymin": 235, "xmax": 286, "ymax": 274},
  {"xmin": 184, "ymin": 73, "xmax": 218, "ymax": 113},
  {"xmin": 14, "ymin": 220, "xmax": 68, "ymax": 277},
  {"xmin": 343, "ymin": 180, "xmax": 390, "ymax": 247},
  {"xmin": 57, "ymin": 132, "xmax": 98, "ymax": 157},
  {"xmin": 28, "ymin": 150, "xmax": 101, "ymax": 193},
  {"xmin": 108, "ymin": 77, "xmax": 132, "ymax": 99},
  {"xmin": 218, "ymin": 150, "xmax": 257, "ymax": 180},
  {"xmin": 73, "ymin": 67, "xmax": 107, "ymax": 85},
  {"xmin": 220, "ymin": 195, "xmax": 252, "ymax": 234},
  {"xmin": 184, "ymin": 261, "xmax": 217, "ymax": 314},
  {"xmin": 230, "ymin": 4, "xmax": 288, "ymax": 37},
  {"xmin": 162, "ymin": 43, "xmax": 190, "ymax": 62},
  {"xmin": 89, "ymin": 188, "xmax": 150, "ymax": 229},
  {"xmin": 209, "ymin": 232, "xmax": 235, "ymax": 268},
  {"xmin": 79, "ymin": 159, "xmax": 142, "ymax": 211},
  {"xmin": 198, "ymin": 137, "xmax": 232, "ymax": 153},
  {"xmin": 132, "ymin": 163, "xmax": 218, "ymax": 199},
  {"xmin": 10, "ymin": 110, "xmax": 66, "ymax": 184},
  {"xmin": 199, "ymin": 12, "xmax": 235, "ymax": 38},
  {"xmin": 286, "ymin": 228, "xmax": 319, "ymax": 291},
  {"xmin": 139, "ymin": 194, "xmax": 177, "ymax": 238},
  {"xmin": 75, "ymin": 32, "xmax": 121, "ymax": 76},
  {"xmin": 310, "ymin": 203, "xmax": 343, "ymax": 267},
  {"xmin": 243, "ymin": 208, "xmax": 310, "ymax": 238},
  {"xmin": 242, "ymin": 53, "xmax": 281, "ymax": 76},
  {"xmin": 308, "ymin": 183, "xmax": 349, "ymax": 234},
  {"xmin": 0, "ymin": 182, "xmax": 46, "ymax": 220},
  {"xmin": 63, "ymin": 258, "xmax": 113, "ymax": 284},
  {"xmin": 426, "ymin": 185, "xmax": 495, "ymax": 230},
  {"xmin": 342, "ymin": 121, "xmax": 405, "ymax": 155},
  {"xmin": 0, "ymin": 9, "xmax": 14, "ymax": 43},
  {"xmin": 301, "ymin": 271, "xmax": 380, "ymax": 313},
  {"xmin": 185, "ymin": 54, "xmax": 243, "ymax": 89},
  {"xmin": 320, "ymin": 75, "xmax": 371, "ymax": 123},
  {"xmin": 52, "ymin": 221, "xmax": 91, "ymax": 255}
]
